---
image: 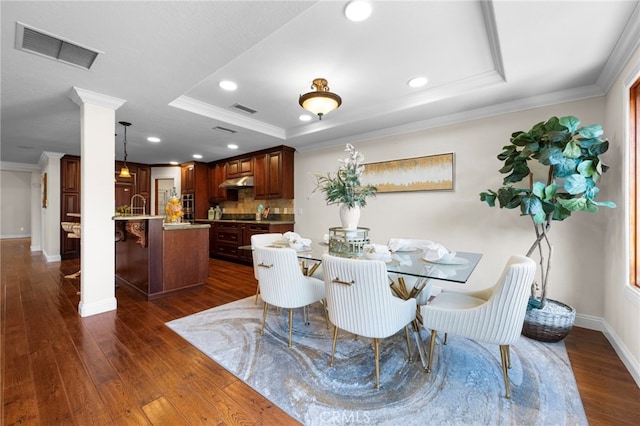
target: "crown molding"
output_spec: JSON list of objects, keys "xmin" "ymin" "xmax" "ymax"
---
[{"xmin": 68, "ymin": 87, "xmax": 127, "ymax": 110}]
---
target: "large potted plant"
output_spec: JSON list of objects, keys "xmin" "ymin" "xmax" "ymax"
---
[
  {"xmin": 312, "ymin": 143, "xmax": 377, "ymax": 230},
  {"xmin": 480, "ymin": 116, "xmax": 616, "ymax": 342}
]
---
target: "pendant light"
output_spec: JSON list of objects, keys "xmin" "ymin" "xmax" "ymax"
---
[
  {"xmin": 298, "ymin": 78, "xmax": 342, "ymax": 120},
  {"xmin": 118, "ymin": 121, "xmax": 131, "ymax": 178}
]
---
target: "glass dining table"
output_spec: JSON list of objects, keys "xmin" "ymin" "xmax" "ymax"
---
[{"xmin": 244, "ymin": 241, "xmax": 483, "ymax": 370}]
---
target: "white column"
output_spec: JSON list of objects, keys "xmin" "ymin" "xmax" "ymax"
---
[
  {"xmin": 30, "ymin": 170, "xmax": 42, "ymax": 251},
  {"xmin": 38, "ymin": 151, "xmax": 64, "ymax": 262},
  {"xmin": 69, "ymin": 87, "xmax": 126, "ymax": 317}
]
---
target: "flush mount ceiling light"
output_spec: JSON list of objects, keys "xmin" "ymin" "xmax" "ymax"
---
[
  {"xmin": 118, "ymin": 121, "xmax": 132, "ymax": 178},
  {"xmin": 408, "ymin": 76, "xmax": 428, "ymax": 88},
  {"xmin": 147, "ymin": 136, "xmax": 161, "ymax": 143},
  {"xmin": 298, "ymin": 78, "xmax": 342, "ymax": 120},
  {"xmin": 219, "ymin": 80, "xmax": 238, "ymax": 91},
  {"xmin": 344, "ymin": 0, "xmax": 372, "ymax": 22}
]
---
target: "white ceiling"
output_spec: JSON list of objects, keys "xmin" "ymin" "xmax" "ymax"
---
[{"xmin": 2, "ymin": 1, "xmax": 639, "ymax": 166}]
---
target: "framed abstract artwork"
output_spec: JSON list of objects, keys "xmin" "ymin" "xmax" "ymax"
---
[{"xmin": 361, "ymin": 153, "xmax": 454, "ymax": 193}]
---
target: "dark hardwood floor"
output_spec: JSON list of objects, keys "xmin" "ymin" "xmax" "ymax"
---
[{"xmin": 2, "ymin": 238, "xmax": 639, "ymax": 425}]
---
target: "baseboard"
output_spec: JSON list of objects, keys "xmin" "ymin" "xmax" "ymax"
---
[
  {"xmin": 575, "ymin": 312, "xmax": 640, "ymax": 388},
  {"xmin": 30, "ymin": 244, "xmax": 41, "ymax": 252},
  {"xmin": 602, "ymin": 321, "xmax": 640, "ymax": 388},
  {"xmin": 0, "ymin": 233, "xmax": 30, "ymax": 239},
  {"xmin": 43, "ymin": 252, "xmax": 61, "ymax": 263},
  {"xmin": 78, "ymin": 297, "xmax": 117, "ymax": 317}
]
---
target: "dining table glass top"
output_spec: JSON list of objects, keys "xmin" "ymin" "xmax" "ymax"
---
[{"xmin": 263, "ymin": 242, "xmax": 483, "ymax": 284}]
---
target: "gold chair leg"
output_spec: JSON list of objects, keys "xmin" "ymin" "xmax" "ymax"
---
[
  {"xmin": 330, "ymin": 326, "xmax": 338, "ymax": 367},
  {"xmin": 374, "ymin": 337, "xmax": 380, "ymax": 390},
  {"xmin": 288, "ymin": 308, "xmax": 293, "ymax": 348},
  {"xmin": 427, "ymin": 329, "xmax": 437, "ymax": 373},
  {"xmin": 506, "ymin": 345, "xmax": 511, "ymax": 369},
  {"xmin": 260, "ymin": 303, "xmax": 268, "ymax": 335},
  {"xmin": 404, "ymin": 325, "xmax": 412, "ymax": 362},
  {"xmin": 322, "ymin": 299, "xmax": 330, "ymax": 329},
  {"xmin": 254, "ymin": 282, "xmax": 260, "ymax": 304},
  {"xmin": 500, "ymin": 345, "xmax": 511, "ymax": 399}
]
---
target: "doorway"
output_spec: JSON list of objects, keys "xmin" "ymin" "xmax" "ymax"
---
[{"xmin": 155, "ymin": 178, "xmax": 175, "ymax": 216}]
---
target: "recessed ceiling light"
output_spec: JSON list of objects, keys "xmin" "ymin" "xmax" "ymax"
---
[
  {"xmin": 170, "ymin": 161, "xmax": 179, "ymax": 165},
  {"xmin": 219, "ymin": 80, "xmax": 238, "ymax": 91},
  {"xmin": 147, "ymin": 136, "xmax": 161, "ymax": 143},
  {"xmin": 193, "ymin": 154, "xmax": 203, "ymax": 159},
  {"xmin": 299, "ymin": 114, "xmax": 312, "ymax": 122},
  {"xmin": 227, "ymin": 144, "xmax": 238, "ymax": 150},
  {"xmin": 345, "ymin": 0, "xmax": 372, "ymax": 22},
  {"xmin": 408, "ymin": 76, "xmax": 428, "ymax": 88}
]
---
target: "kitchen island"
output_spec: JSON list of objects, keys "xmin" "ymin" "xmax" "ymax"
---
[{"xmin": 114, "ymin": 215, "xmax": 210, "ymax": 300}]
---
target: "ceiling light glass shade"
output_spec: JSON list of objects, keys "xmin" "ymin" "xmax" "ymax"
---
[
  {"xmin": 119, "ymin": 165, "xmax": 131, "ymax": 178},
  {"xmin": 299, "ymin": 78, "xmax": 342, "ymax": 120},
  {"xmin": 345, "ymin": 0, "xmax": 372, "ymax": 22}
]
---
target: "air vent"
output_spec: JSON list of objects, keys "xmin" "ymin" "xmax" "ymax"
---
[
  {"xmin": 231, "ymin": 103, "xmax": 258, "ymax": 115},
  {"xmin": 212, "ymin": 126, "xmax": 238, "ymax": 134},
  {"xmin": 15, "ymin": 22, "xmax": 102, "ymax": 70}
]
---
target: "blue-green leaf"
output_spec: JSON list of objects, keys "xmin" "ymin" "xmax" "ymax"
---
[
  {"xmin": 563, "ymin": 141, "xmax": 581, "ymax": 158},
  {"xmin": 577, "ymin": 160, "xmax": 596, "ymax": 177},
  {"xmin": 553, "ymin": 157, "xmax": 579, "ymax": 177},
  {"xmin": 559, "ymin": 116, "xmax": 580, "ymax": 133},
  {"xmin": 564, "ymin": 174, "xmax": 587, "ymax": 195},
  {"xmin": 578, "ymin": 124, "xmax": 604, "ymax": 139},
  {"xmin": 532, "ymin": 181, "xmax": 546, "ymax": 198},
  {"xmin": 538, "ymin": 146, "xmax": 564, "ymax": 165},
  {"xmin": 558, "ymin": 197, "xmax": 587, "ymax": 212},
  {"xmin": 544, "ymin": 183, "xmax": 558, "ymax": 201},
  {"xmin": 591, "ymin": 200, "xmax": 617, "ymax": 208}
]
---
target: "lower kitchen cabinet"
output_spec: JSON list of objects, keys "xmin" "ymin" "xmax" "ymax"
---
[{"xmin": 203, "ymin": 221, "xmax": 294, "ymax": 263}]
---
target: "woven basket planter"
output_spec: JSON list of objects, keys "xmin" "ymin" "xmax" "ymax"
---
[{"xmin": 522, "ymin": 299, "xmax": 576, "ymax": 342}]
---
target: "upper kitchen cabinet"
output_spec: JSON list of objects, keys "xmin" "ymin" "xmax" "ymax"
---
[
  {"xmin": 253, "ymin": 146, "xmax": 295, "ymax": 199},
  {"xmin": 181, "ymin": 161, "xmax": 209, "ymax": 219},
  {"xmin": 209, "ymin": 162, "xmax": 238, "ymax": 203},
  {"xmin": 226, "ymin": 157, "xmax": 253, "ymax": 178}
]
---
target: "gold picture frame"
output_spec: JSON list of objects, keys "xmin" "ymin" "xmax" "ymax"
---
[{"xmin": 361, "ymin": 153, "xmax": 454, "ymax": 193}]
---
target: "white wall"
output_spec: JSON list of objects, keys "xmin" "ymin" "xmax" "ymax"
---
[
  {"xmin": 0, "ymin": 169, "xmax": 31, "ymax": 238},
  {"xmin": 602, "ymin": 44, "xmax": 640, "ymax": 385}
]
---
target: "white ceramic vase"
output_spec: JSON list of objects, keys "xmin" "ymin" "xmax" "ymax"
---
[{"xmin": 339, "ymin": 204, "xmax": 361, "ymax": 230}]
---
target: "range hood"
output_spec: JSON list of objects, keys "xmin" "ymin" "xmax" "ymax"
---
[{"xmin": 219, "ymin": 175, "xmax": 254, "ymax": 189}]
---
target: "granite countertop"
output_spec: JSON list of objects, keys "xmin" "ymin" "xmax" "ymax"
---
[
  {"xmin": 113, "ymin": 215, "xmax": 164, "ymax": 220},
  {"xmin": 163, "ymin": 223, "xmax": 210, "ymax": 230},
  {"xmin": 195, "ymin": 219, "xmax": 295, "ymax": 225}
]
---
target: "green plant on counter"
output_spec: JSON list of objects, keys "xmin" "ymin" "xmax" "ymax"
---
[{"xmin": 479, "ymin": 115, "xmax": 616, "ymax": 309}]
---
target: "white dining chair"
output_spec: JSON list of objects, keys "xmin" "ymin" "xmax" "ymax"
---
[
  {"xmin": 420, "ymin": 255, "xmax": 536, "ymax": 398},
  {"xmin": 251, "ymin": 233, "xmax": 283, "ymax": 304},
  {"xmin": 254, "ymin": 246, "xmax": 327, "ymax": 348},
  {"xmin": 322, "ymin": 253, "xmax": 417, "ymax": 389}
]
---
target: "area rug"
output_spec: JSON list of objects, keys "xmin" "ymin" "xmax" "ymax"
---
[{"xmin": 166, "ymin": 297, "xmax": 587, "ymax": 425}]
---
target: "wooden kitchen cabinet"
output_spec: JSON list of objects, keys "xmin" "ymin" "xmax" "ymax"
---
[
  {"xmin": 226, "ymin": 157, "xmax": 253, "ymax": 178},
  {"xmin": 211, "ymin": 221, "xmax": 294, "ymax": 263},
  {"xmin": 209, "ymin": 162, "xmax": 238, "ymax": 203},
  {"xmin": 253, "ymin": 146, "xmax": 295, "ymax": 199},
  {"xmin": 181, "ymin": 161, "xmax": 209, "ymax": 220}
]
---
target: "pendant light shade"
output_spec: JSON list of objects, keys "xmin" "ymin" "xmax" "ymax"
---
[
  {"xmin": 118, "ymin": 121, "xmax": 132, "ymax": 178},
  {"xmin": 299, "ymin": 78, "xmax": 342, "ymax": 120}
]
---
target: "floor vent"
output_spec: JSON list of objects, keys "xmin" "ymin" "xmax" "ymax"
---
[
  {"xmin": 212, "ymin": 126, "xmax": 237, "ymax": 134},
  {"xmin": 231, "ymin": 103, "xmax": 257, "ymax": 115},
  {"xmin": 15, "ymin": 22, "xmax": 102, "ymax": 70}
]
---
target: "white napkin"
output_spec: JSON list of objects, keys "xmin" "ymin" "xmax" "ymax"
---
[
  {"xmin": 392, "ymin": 254, "xmax": 412, "ymax": 266},
  {"xmin": 387, "ymin": 238, "xmax": 411, "ymax": 253},
  {"xmin": 282, "ymin": 232, "xmax": 311, "ymax": 250},
  {"xmin": 363, "ymin": 243, "xmax": 391, "ymax": 261},
  {"xmin": 422, "ymin": 241, "xmax": 454, "ymax": 261}
]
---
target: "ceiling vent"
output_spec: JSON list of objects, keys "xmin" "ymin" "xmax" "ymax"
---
[
  {"xmin": 212, "ymin": 126, "xmax": 237, "ymax": 135},
  {"xmin": 231, "ymin": 103, "xmax": 257, "ymax": 115},
  {"xmin": 15, "ymin": 22, "xmax": 102, "ymax": 70}
]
